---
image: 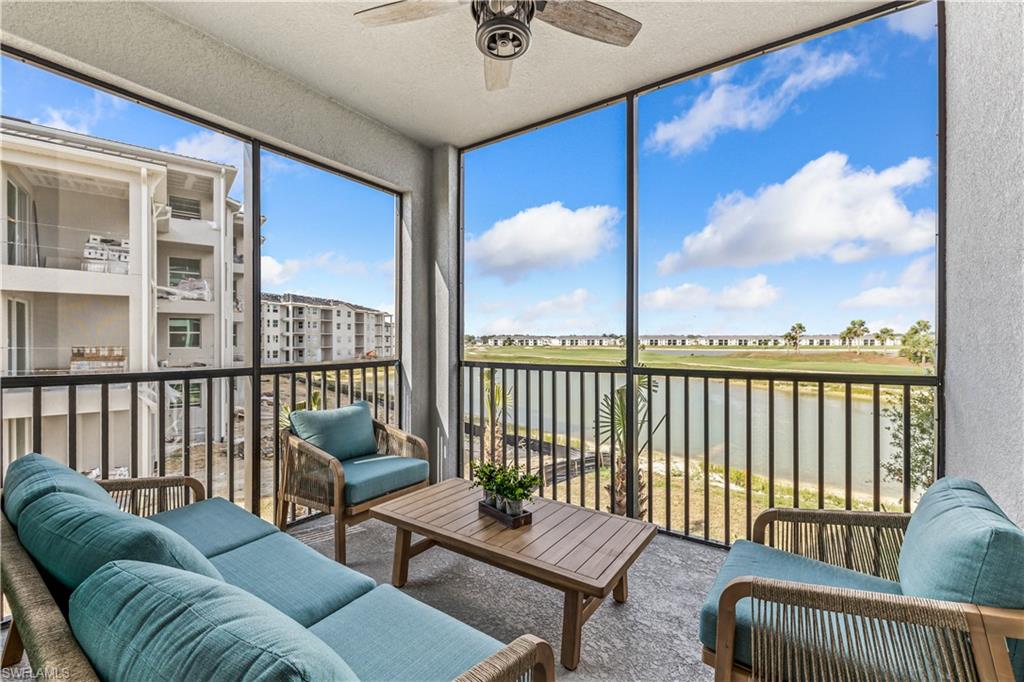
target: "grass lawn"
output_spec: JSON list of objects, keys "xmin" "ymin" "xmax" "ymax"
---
[{"xmin": 464, "ymin": 345, "xmax": 929, "ymax": 375}]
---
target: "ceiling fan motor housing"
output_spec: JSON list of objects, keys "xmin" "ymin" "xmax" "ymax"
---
[{"xmin": 473, "ymin": 1, "xmax": 535, "ymax": 60}]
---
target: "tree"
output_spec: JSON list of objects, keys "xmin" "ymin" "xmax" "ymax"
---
[
  {"xmin": 501, "ymin": 336, "xmax": 515, "ymax": 347},
  {"xmin": 597, "ymin": 365, "xmax": 663, "ymax": 517},
  {"xmin": 882, "ymin": 388, "xmax": 936, "ymax": 505},
  {"xmin": 782, "ymin": 322, "xmax": 806, "ymax": 351},
  {"xmin": 874, "ymin": 327, "xmax": 896, "ymax": 346},
  {"xmin": 464, "ymin": 334, "xmax": 476, "ymax": 346},
  {"xmin": 481, "ymin": 370, "xmax": 513, "ymax": 462},
  {"xmin": 900, "ymin": 320, "xmax": 934, "ymax": 365},
  {"xmin": 841, "ymin": 319, "xmax": 870, "ymax": 352}
]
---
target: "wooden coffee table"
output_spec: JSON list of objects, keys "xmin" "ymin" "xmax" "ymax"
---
[{"xmin": 370, "ymin": 478, "xmax": 657, "ymax": 669}]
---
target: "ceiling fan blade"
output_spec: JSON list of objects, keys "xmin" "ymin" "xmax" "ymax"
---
[
  {"xmin": 536, "ymin": 1, "xmax": 641, "ymax": 47},
  {"xmin": 354, "ymin": 0, "xmax": 461, "ymax": 27},
  {"xmin": 484, "ymin": 58, "xmax": 512, "ymax": 91}
]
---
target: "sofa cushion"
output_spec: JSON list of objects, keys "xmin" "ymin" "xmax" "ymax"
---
[
  {"xmin": 700, "ymin": 540, "xmax": 903, "ymax": 668},
  {"xmin": 342, "ymin": 454, "xmax": 428, "ymax": 505},
  {"xmin": 211, "ymin": 532, "xmax": 374, "ymax": 627},
  {"xmin": 2, "ymin": 453, "xmax": 116, "ymax": 527},
  {"xmin": 899, "ymin": 477, "xmax": 1024, "ymax": 679},
  {"xmin": 70, "ymin": 561, "xmax": 358, "ymax": 682},
  {"xmin": 290, "ymin": 401, "xmax": 378, "ymax": 461},
  {"xmin": 310, "ymin": 585, "xmax": 503, "ymax": 681},
  {"xmin": 18, "ymin": 492, "xmax": 222, "ymax": 589},
  {"xmin": 151, "ymin": 497, "xmax": 278, "ymax": 558}
]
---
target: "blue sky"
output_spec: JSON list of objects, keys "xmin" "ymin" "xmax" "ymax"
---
[
  {"xmin": 464, "ymin": 2, "xmax": 938, "ymax": 337},
  {"xmin": 1, "ymin": 57, "xmax": 397, "ymax": 314}
]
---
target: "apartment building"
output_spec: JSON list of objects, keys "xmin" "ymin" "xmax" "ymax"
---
[
  {"xmin": 1, "ymin": 117, "xmax": 251, "ymax": 469},
  {"xmin": 261, "ymin": 293, "xmax": 394, "ymax": 364}
]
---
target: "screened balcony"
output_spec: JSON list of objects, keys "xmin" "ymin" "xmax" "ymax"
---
[{"xmin": 1, "ymin": 1, "xmax": 1022, "ymax": 681}]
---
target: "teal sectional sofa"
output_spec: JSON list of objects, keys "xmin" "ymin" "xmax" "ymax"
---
[
  {"xmin": 700, "ymin": 477, "xmax": 1024, "ymax": 681},
  {"xmin": 1, "ymin": 454, "xmax": 555, "ymax": 681}
]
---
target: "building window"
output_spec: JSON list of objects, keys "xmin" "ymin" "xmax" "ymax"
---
[
  {"xmin": 169, "ymin": 318, "xmax": 201, "ymax": 348},
  {"xmin": 169, "ymin": 381, "xmax": 202, "ymax": 408},
  {"xmin": 168, "ymin": 257, "xmax": 201, "ymax": 287},
  {"xmin": 6, "ymin": 179, "xmax": 31, "ymax": 266},
  {"xmin": 169, "ymin": 196, "xmax": 202, "ymax": 220}
]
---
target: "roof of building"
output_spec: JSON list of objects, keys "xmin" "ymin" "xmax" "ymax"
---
[
  {"xmin": 261, "ymin": 292, "xmax": 390, "ymax": 316},
  {"xmin": 1, "ymin": 115, "xmax": 237, "ymax": 171}
]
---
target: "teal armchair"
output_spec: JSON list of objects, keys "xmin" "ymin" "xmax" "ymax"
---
[
  {"xmin": 701, "ymin": 478, "xmax": 1024, "ymax": 681},
  {"xmin": 277, "ymin": 404, "xmax": 430, "ymax": 564}
]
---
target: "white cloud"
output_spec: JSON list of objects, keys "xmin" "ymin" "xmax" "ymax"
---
[
  {"xmin": 646, "ymin": 47, "xmax": 859, "ymax": 156},
  {"xmin": 163, "ymin": 131, "xmax": 245, "ymax": 170},
  {"xmin": 716, "ymin": 274, "xmax": 781, "ymax": 310},
  {"xmin": 261, "ymin": 252, "xmax": 367, "ymax": 286},
  {"xmin": 640, "ymin": 283, "xmax": 711, "ymax": 310},
  {"xmin": 885, "ymin": 3, "xmax": 936, "ymax": 40},
  {"xmin": 465, "ymin": 202, "xmax": 620, "ymax": 282},
  {"xmin": 658, "ymin": 152, "xmax": 935, "ymax": 274},
  {"xmin": 641, "ymin": 274, "xmax": 779, "ymax": 311},
  {"xmin": 477, "ymin": 288, "xmax": 604, "ymax": 335},
  {"xmin": 33, "ymin": 92, "xmax": 125, "ymax": 134},
  {"xmin": 841, "ymin": 255, "xmax": 934, "ymax": 308}
]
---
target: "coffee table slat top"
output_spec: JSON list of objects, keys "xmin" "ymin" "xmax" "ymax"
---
[{"xmin": 371, "ymin": 479, "xmax": 656, "ymax": 595}]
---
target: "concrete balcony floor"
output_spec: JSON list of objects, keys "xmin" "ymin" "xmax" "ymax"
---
[{"xmin": 290, "ymin": 516, "xmax": 726, "ymax": 681}]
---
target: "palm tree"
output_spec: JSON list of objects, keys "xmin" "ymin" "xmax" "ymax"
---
[
  {"xmin": 842, "ymin": 319, "xmax": 870, "ymax": 352},
  {"xmin": 782, "ymin": 322, "xmax": 806, "ymax": 351},
  {"xmin": 481, "ymin": 369, "xmax": 514, "ymax": 462},
  {"xmin": 279, "ymin": 389, "xmax": 322, "ymax": 429},
  {"xmin": 874, "ymin": 327, "xmax": 895, "ymax": 345},
  {"xmin": 597, "ymin": 366, "xmax": 664, "ymax": 517},
  {"xmin": 900, "ymin": 320, "xmax": 934, "ymax": 365}
]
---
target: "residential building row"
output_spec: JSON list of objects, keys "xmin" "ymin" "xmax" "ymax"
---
[
  {"xmin": 261, "ymin": 292, "xmax": 393, "ymax": 364},
  {"xmin": 472, "ymin": 333, "xmax": 903, "ymax": 348}
]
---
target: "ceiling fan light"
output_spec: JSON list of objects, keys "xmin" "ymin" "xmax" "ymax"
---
[{"xmin": 473, "ymin": 1, "xmax": 534, "ymax": 60}]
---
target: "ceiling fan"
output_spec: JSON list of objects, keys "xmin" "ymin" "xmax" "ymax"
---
[{"xmin": 354, "ymin": 0, "xmax": 642, "ymax": 91}]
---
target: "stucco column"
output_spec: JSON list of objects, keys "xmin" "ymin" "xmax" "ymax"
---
[{"xmin": 943, "ymin": 1, "xmax": 1024, "ymax": 524}]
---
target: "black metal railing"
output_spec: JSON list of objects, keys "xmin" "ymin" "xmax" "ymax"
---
[
  {"xmin": 0, "ymin": 359, "xmax": 401, "ymax": 524},
  {"xmin": 460, "ymin": 360, "xmax": 939, "ymax": 548}
]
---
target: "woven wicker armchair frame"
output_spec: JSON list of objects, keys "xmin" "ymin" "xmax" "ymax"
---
[
  {"xmin": 704, "ymin": 507, "xmax": 1024, "ymax": 681},
  {"xmin": 276, "ymin": 419, "xmax": 430, "ymax": 564},
  {"xmin": 2, "ymin": 474, "xmax": 556, "ymax": 682}
]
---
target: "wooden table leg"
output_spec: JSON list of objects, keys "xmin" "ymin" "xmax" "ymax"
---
[
  {"xmin": 392, "ymin": 527, "xmax": 412, "ymax": 587},
  {"xmin": 561, "ymin": 590, "xmax": 584, "ymax": 670},
  {"xmin": 613, "ymin": 574, "xmax": 628, "ymax": 603},
  {"xmin": 1, "ymin": 621, "xmax": 23, "ymax": 667}
]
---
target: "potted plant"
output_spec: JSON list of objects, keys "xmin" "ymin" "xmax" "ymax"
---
[
  {"xmin": 470, "ymin": 460, "xmax": 498, "ymax": 506},
  {"xmin": 498, "ymin": 467, "xmax": 541, "ymax": 517}
]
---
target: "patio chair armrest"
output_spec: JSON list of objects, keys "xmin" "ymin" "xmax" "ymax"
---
[
  {"xmin": 98, "ymin": 476, "xmax": 206, "ymax": 516},
  {"xmin": 374, "ymin": 420, "xmax": 430, "ymax": 461},
  {"xmin": 714, "ymin": 576, "xmax": 1021, "ymax": 682},
  {"xmin": 279, "ymin": 433, "xmax": 345, "ymax": 507},
  {"xmin": 453, "ymin": 635, "xmax": 556, "ymax": 682},
  {"xmin": 751, "ymin": 508, "xmax": 912, "ymax": 580}
]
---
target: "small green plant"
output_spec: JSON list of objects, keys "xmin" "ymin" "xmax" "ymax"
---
[
  {"xmin": 498, "ymin": 468, "xmax": 542, "ymax": 502},
  {"xmin": 279, "ymin": 389, "xmax": 321, "ymax": 430},
  {"xmin": 470, "ymin": 460, "xmax": 499, "ymax": 492}
]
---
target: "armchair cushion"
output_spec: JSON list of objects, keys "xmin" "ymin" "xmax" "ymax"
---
[
  {"xmin": 899, "ymin": 477, "xmax": 1024, "ymax": 680},
  {"xmin": 289, "ymin": 401, "xmax": 378, "ymax": 462},
  {"xmin": 310, "ymin": 585, "xmax": 503, "ymax": 681},
  {"xmin": 342, "ymin": 454, "xmax": 429, "ymax": 505},
  {"xmin": 151, "ymin": 497, "xmax": 278, "ymax": 558},
  {"xmin": 18, "ymin": 492, "xmax": 222, "ymax": 589},
  {"xmin": 2, "ymin": 453, "xmax": 116, "ymax": 527},
  {"xmin": 899, "ymin": 477, "xmax": 1024, "ymax": 609},
  {"xmin": 700, "ymin": 539, "xmax": 902, "ymax": 667},
  {"xmin": 70, "ymin": 560, "xmax": 359, "ymax": 681},
  {"xmin": 211, "ymin": 532, "xmax": 375, "ymax": 627}
]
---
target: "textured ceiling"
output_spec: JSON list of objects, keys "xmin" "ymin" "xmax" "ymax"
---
[{"xmin": 152, "ymin": 1, "xmax": 888, "ymax": 147}]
